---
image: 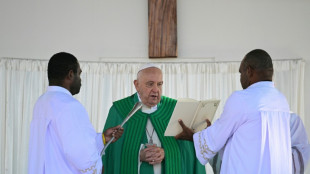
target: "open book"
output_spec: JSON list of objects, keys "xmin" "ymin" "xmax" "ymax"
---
[{"xmin": 164, "ymin": 98, "xmax": 220, "ymax": 136}]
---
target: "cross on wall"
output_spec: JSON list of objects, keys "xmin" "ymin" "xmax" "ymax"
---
[{"xmin": 148, "ymin": 0, "xmax": 177, "ymax": 58}]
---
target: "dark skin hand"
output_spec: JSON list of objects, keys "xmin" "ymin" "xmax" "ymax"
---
[
  {"xmin": 175, "ymin": 119, "xmax": 211, "ymax": 141},
  {"xmin": 102, "ymin": 125, "xmax": 124, "ymax": 173},
  {"xmin": 103, "ymin": 125, "xmax": 124, "ymax": 143}
]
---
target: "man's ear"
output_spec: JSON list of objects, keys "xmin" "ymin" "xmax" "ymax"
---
[
  {"xmin": 67, "ymin": 70, "xmax": 75, "ymax": 81},
  {"xmin": 134, "ymin": 80, "xmax": 139, "ymax": 90},
  {"xmin": 246, "ymin": 66, "xmax": 254, "ymax": 78}
]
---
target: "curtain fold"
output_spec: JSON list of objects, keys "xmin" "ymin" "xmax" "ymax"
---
[{"xmin": 0, "ymin": 58, "xmax": 304, "ymax": 174}]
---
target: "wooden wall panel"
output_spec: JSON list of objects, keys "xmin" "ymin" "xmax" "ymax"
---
[{"xmin": 148, "ymin": 0, "xmax": 177, "ymax": 58}]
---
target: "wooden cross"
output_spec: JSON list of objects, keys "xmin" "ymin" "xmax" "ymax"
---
[{"xmin": 148, "ymin": 0, "xmax": 177, "ymax": 58}]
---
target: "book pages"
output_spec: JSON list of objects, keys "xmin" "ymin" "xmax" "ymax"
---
[
  {"xmin": 191, "ymin": 100, "xmax": 220, "ymax": 132},
  {"xmin": 164, "ymin": 99, "xmax": 199, "ymax": 136},
  {"xmin": 164, "ymin": 98, "xmax": 220, "ymax": 136}
]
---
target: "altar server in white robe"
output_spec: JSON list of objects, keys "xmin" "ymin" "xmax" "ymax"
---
[
  {"xmin": 207, "ymin": 112, "xmax": 310, "ymax": 174},
  {"xmin": 176, "ymin": 49, "xmax": 292, "ymax": 174},
  {"xmin": 28, "ymin": 52, "xmax": 123, "ymax": 174}
]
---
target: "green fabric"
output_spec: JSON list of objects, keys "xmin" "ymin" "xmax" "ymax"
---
[{"xmin": 102, "ymin": 93, "xmax": 206, "ymax": 174}]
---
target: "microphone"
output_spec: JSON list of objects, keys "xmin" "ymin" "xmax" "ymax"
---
[{"xmin": 101, "ymin": 102, "xmax": 143, "ymax": 155}]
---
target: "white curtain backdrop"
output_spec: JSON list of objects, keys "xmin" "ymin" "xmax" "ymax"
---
[{"xmin": 0, "ymin": 57, "xmax": 305, "ymax": 174}]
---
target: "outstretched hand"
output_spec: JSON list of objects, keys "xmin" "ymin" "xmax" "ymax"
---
[
  {"xmin": 175, "ymin": 119, "xmax": 195, "ymax": 141},
  {"xmin": 103, "ymin": 125, "xmax": 124, "ymax": 143},
  {"xmin": 175, "ymin": 119, "xmax": 211, "ymax": 141}
]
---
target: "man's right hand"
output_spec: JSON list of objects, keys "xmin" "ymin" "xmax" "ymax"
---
[
  {"xmin": 103, "ymin": 125, "xmax": 124, "ymax": 143},
  {"xmin": 175, "ymin": 119, "xmax": 211, "ymax": 141},
  {"xmin": 174, "ymin": 119, "xmax": 195, "ymax": 141},
  {"xmin": 140, "ymin": 145, "xmax": 165, "ymax": 165}
]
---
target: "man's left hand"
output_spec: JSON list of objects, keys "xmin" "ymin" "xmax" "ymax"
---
[{"xmin": 175, "ymin": 119, "xmax": 195, "ymax": 141}]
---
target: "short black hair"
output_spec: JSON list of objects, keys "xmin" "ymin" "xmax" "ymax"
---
[
  {"xmin": 243, "ymin": 49, "xmax": 273, "ymax": 71},
  {"xmin": 47, "ymin": 52, "xmax": 78, "ymax": 84}
]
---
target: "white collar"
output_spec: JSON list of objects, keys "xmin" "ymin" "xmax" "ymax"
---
[
  {"xmin": 137, "ymin": 93, "xmax": 158, "ymax": 114},
  {"xmin": 47, "ymin": 86, "xmax": 72, "ymax": 96}
]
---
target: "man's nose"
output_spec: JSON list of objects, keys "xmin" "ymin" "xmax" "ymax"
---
[{"xmin": 152, "ymin": 85, "xmax": 160, "ymax": 92}]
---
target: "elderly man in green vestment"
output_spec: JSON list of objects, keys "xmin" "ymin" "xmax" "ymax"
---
[{"xmin": 102, "ymin": 63, "xmax": 206, "ymax": 174}]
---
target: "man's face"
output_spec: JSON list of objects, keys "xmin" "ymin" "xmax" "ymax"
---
[
  {"xmin": 134, "ymin": 67, "xmax": 163, "ymax": 107},
  {"xmin": 70, "ymin": 63, "xmax": 82, "ymax": 95},
  {"xmin": 239, "ymin": 59, "xmax": 249, "ymax": 89}
]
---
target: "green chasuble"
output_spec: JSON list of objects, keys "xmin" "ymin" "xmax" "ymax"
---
[{"xmin": 102, "ymin": 93, "xmax": 206, "ymax": 174}]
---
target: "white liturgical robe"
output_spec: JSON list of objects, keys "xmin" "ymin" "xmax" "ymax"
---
[
  {"xmin": 28, "ymin": 86, "xmax": 104, "ymax": 174},
  {"xmin": 193, "ymin": 81, "xmax": 292, "ymax": 174}
]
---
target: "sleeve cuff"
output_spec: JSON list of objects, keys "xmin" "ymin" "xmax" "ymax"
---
[
  {"xmin": 79, "ymin": 159, "xmax": 103, "ymax": 174},
  {"xmin": 193, "ymin": 132, "xmax": 208, "ymax": 165},
  {"xmin": 193, "ymin": 130, "xmax": 216, "ymax": 165}
]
